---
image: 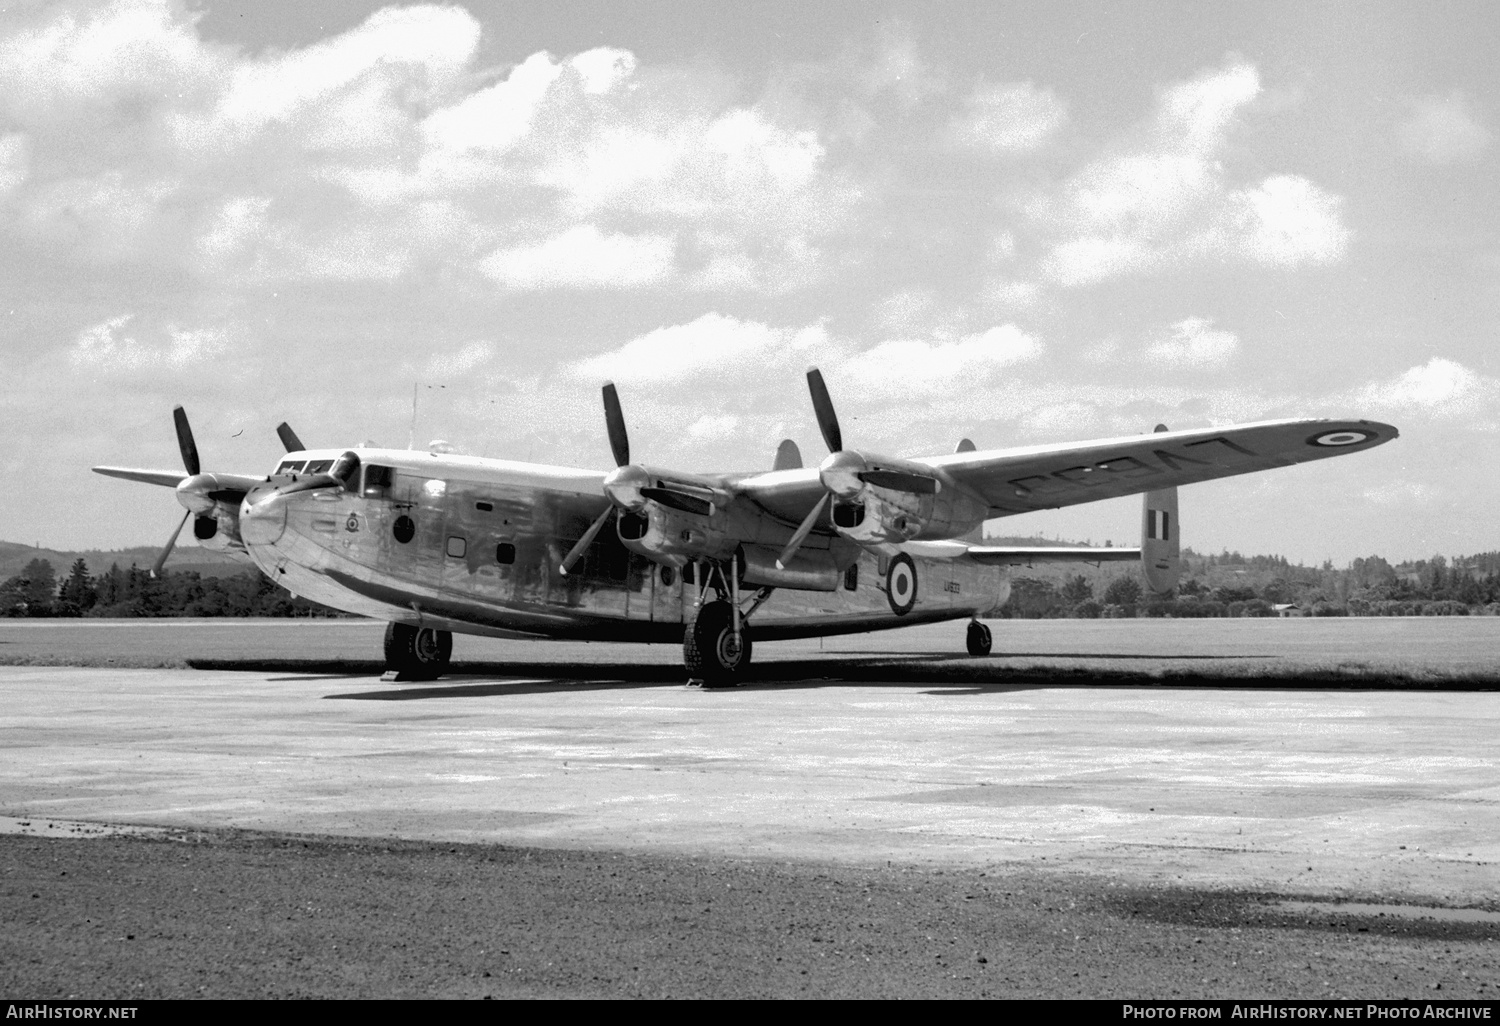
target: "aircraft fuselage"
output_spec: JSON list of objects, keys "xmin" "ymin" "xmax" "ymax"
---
[{"xmin": 239, "ymin": 448, "xmax": 1004, "ymax": 643}]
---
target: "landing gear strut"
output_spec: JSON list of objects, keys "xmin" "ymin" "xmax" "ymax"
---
[
  {"xmin": 966, "ymin": 619, "xmax": 992, "ymax": 657},
  {"xmin": 684, "ymin": 558, "xmax": 767, "ymax": 687},
  {"xmin": 383, "ymin": 622, "xmax": 453, "ymax": 681}
]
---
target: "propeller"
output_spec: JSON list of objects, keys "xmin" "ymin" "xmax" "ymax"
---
[
  {"xmin": 777, "ymin": 369, "xmax": 842, "ymax": 569},
  {"xmin": 560, "ymin": 382, "xmax": 728, "ymax": 575},
  {"xmin": 560, "ymin": 383, "xmax": 634, "ymax": 575},
  {"xmin": 276, "ymin": 422, "xmax": 305, "ymax": 453},
  {"xmin": 173, "ymin": 405, "xmax": 200, "ymax": 477},
  {"xmin": 150, "ymin": 406, "xmax": 201, "ymax": 577},
  {"xmin": 776, "ymin": 368, "xmax": 938, "ymax": 570}
]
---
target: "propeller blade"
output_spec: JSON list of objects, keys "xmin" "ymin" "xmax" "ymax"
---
[
  {"xmin": 601, "ymin": 382, "xmax": 629, "ymax": 467},
  {"xmin": 559, "ymin": 505, "xmax": 614, "ymax": 575},
  {"xmin": 639, "ymin": 487, "xmax": 714, "ymax": 517},
  {"xmin": 776, "ymin": 492, "xmax": 829, "ymax": 570},
  {"xmin": 806, "ymin": 367, "xmax": 842, "ymax": 454},
  {"xmin": 276, "ymin": 422, "xmax": 305, "ymax": 452},
  {"xmin": 172, "ymin": 406, "xmax": 201, "ymax": 476},
  {"xmin": 151, "ymin": 510, "xmax": 191, "ymax": 578},
  {"xmin": 859, "ymin": 469, "xmax": 938, "ymax": 495}
]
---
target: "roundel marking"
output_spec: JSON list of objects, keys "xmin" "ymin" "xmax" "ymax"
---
[
  {"xmin": 1309, "ymin": 429, "xmax": 1376, "ymax": 447},
  {"xmin": 885, "ymin": 553, "xmax": 918, "ymax": 616}
]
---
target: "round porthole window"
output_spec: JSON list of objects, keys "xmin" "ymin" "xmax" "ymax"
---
[
  {"xmin": 661, "ymin": 565, "xmax": 676, "ymax": 586},
  {"xmin": 393, "ymin": 515, "xmax": 415, "ymax": 543}
]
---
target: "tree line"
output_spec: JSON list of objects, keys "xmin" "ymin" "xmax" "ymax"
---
[
  {"xmin": 0, "ymin": 558, "xmax": 339, "ymax": 618},
  {"xmin": 1000, "ymin": 550, "xmax": 1500, "ymax": 619},
  {"xmin": 4, "ymin": 549, "xmax": 1500, "ymax": 619}
]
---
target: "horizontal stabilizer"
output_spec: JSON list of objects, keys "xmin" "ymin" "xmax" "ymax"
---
[
  {"xmin": 92, "ymin": 466, "xmax": 185, "ymax": 488},
  {"xmin": 963, "ymin": 545, "xmax": 1142, "ymax": 566}
]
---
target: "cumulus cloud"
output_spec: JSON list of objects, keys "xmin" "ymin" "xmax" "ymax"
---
[
  {"xmin": 1399, "ymin": 90, "xmax": 1491, "ymax": 164},
  {"xmin": 67, "ymin": 314, "xmax": 227, "ymax": 371},
  {"xmin": 0, "ymin": 2, "xmax": 854, "ymax": 292},
  {"xmin": 841, "ymin": 324, "xmax": 1042, "ymax": 394},
  {"xmin": 1033, "ymin": 61, "xmax": 1350, "ymax": 285},
  {"xmin": 1144, "ymin": 317, "xmax": 1239, "ymax": 368},
  {"xmin": 946, "ymin": 80, "xmax": 1066, "ymax": 152},
  {"xmin": 569, "ymin": 313, "xmax": 830, "ymax": 385},
  {"xmin": 1344, "ymin": 357, "xmax": 1496, "ymax": 417},
  {"xmin": 480, "ymin": 225, "xmax": 676, "ymax": 289},
  {"xmin": 0, "ymin": 133, "xmax": 29, "ymax": 194}
]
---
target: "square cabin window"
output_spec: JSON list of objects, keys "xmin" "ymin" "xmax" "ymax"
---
[
  {"xmin": 446, "ymin": 536, "xmax": 466, "ymax": 559},
  {"xmin": 495, "ymin": 542, "xmax": 516, "ymax": 565}
]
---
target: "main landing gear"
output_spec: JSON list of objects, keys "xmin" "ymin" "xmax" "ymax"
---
[
  {"xmin": 966, "ymin": 619, "xmax": 993, "ymax": 657},
  {"xmin": 684, "ymin": 559, "xmax": 772, "ymax": 688},
  {"xmin": 382, "ymin": 622, "xmax": 453, "ymax": 681}
]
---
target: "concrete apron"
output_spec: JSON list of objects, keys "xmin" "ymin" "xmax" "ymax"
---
[{"xmin": 1, "ymin": 665, "xmax": 1496, "ymax": 905}]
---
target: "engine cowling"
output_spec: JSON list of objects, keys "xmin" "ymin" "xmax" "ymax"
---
[
  {"xmin": 616, "ymin": 502, "xmax": 737, "ymax": 568},
  {"xmin": 820, "ymin": 450, "xmax": 987, "ymax": 548}
]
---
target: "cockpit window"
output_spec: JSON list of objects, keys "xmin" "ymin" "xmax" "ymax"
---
[
  {"xmin": 303, "ymin": 459, "xmax": 334, "ymax": 474},
  {"xmin": 277, "ymin": 460, "xmax": 306, "ymax": 474}
]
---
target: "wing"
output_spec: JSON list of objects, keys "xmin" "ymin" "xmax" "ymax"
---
[
  {"xmin": 92, "ymin": 466, "xmax": 186, "ymax": 488},
  {"xmin": 722, "ymin": 466, "xmax": 826, "ymax": 525},
  {"xmin": 921, "ymin": 418, "xmax": 1397, "ymax": 516}
]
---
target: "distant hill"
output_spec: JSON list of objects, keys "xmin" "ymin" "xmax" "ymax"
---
[{"xmin": 0, "ymin": 540, "xmax": 251, "ymax": 581}]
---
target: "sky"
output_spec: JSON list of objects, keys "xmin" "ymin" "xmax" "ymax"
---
[{"xmin": 1, "ymin": 0, "xmax": 1497, "ymax": 563}]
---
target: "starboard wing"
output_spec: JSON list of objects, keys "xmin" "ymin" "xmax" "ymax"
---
[
  {"xmin": 919, "ymin": 418, "xmax": 1397, "ymax": 516},
  {"xmin": 725, "ymin": 418, "xmax": 1395, "ymax": 527}
]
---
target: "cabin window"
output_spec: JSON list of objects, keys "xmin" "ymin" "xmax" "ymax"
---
[
  {"xmin": 277, "ymin": 460, "xmax": 305, "ymax": 474},
  {"xmin": 495, "ymin": 542, "xmax": 516, "ymax": 565},
  {"xmin": 1147, "ymin": 509, "xmax": 1170, "ymax": 541},
  {"xmin": 475, "ymin": 501, "xmax": 494, "ymax": 512},
  {"xmin": 660, "ymin": 565, "xmax": 676, "ymax": 586},
  {"xmin": 303, "ymin": 459, "xmax": 333, "ymax": 475},
  {"xmin": 877, "ymin": 555, "xmax": 890, "ymax": 576},
  {"xmin": 844, "ymin": 564, "xmax": 858, "ymax": 591},
  {"xmin": 446, "ymin": 536, "xmax": 467, "ymax": 558},
  {"xmin": 683, "ymin": 563, "xmax": 696, "ymax": 585},
  {"xmin": 363, "ymin": 464, "xmax": 393, "ymax": 498}
]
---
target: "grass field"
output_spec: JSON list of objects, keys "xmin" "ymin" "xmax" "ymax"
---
[{"xmin": 1, "ymin": 616, "xmax": 1498, "ymax": 687}]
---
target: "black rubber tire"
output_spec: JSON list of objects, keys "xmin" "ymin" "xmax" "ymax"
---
[
  {"xmin": 966, "ymin": 620, "xmax": 993, "ymax": 657},
  {"xmin": 685, "ymin": 601, "xmax": 752, "ymax": 687},
  {"xmin": 383, "ymin": 622, "xmax": 453, "ymax": 680}
]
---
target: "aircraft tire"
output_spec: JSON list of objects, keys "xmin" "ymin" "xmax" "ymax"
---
[
  {"xmin": 966, "ymin": 620, "xmax": 993, "ymax": 657},
  {"xmin": 685, "ymin": 601, "xmax": 751, "ymax": 687},
  {"xmin": 383, "ymin": 622, "xmax": 453, "ymax": 680}
]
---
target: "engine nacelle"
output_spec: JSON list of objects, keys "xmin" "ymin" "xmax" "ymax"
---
[
  {"xmin": 822, "ymin": 451, "xmax": 989, "ymax": 548},
  {"xmin": 616, "ymin": 502, "xmax": 737, "ymax": 568},
  {"xmin": 192, "ymin": 507, "xmax": 244, "ymax": 553}
]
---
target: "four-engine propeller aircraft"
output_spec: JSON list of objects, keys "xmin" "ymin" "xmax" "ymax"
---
[{"xmin": 94, "ymin": 369, "xmax": 1398, "ymax": 685}]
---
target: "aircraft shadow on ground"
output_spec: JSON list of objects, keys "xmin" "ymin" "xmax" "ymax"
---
[{"xmin": 282, "ymin": 653, "xmax": 1500, "ymax": 701}]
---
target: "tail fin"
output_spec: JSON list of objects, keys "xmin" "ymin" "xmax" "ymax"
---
[
  {"xmin": 773, "ymin": 439, "xmax": 802, "ymax": 470},
  {"xmin": 1141, "ymin": 486, "xmax": 1179, "ymax": 594}
]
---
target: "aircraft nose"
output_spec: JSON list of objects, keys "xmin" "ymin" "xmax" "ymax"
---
[{"xmin": 240, "ymin": 485, "xmax": 287, "ymax": 546}]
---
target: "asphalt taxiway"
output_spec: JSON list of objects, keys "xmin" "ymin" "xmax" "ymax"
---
[{"xmin": 2, "ymin": 620, "xmax": 1496, "ymax": 903}]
